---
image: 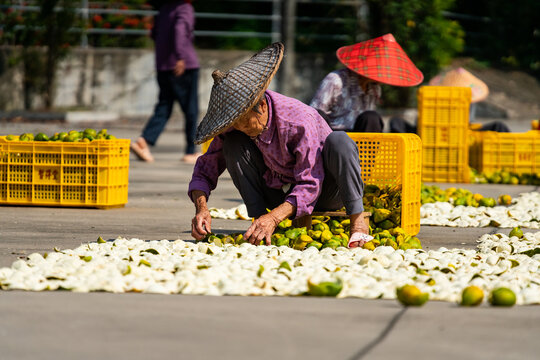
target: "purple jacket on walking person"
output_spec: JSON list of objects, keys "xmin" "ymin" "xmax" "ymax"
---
[{"xmin": 152, "ymin": 0, "xmax": 199, "ymax": 71}]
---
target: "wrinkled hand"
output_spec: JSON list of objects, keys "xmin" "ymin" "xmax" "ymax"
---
[
  {"xmin": 174, "ymin": 60, "xmax": 186, "ymax": 76},
  {"xmin": 245, "ymin": 213, "xmax": 280, "ymax": 246},
  {"xmin": 191, "ymin": 209, "xmax": 211, "ymax": 241}
]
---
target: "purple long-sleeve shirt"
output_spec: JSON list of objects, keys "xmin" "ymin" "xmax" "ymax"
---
[
  {"xmin": 188, "ymin": 90, "xmax": 333, "ymax": 218},
  {"xmin": 152, "ymin": 1, "xmax": 199, "ymax": 71}
]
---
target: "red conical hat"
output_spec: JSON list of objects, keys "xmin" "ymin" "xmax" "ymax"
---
[
  {"xmin": 336, "ymin": 33, "xmax": 423, "ymax": 87},
  {"xmin": 429, "ymin": 67, "xmax": 489, "ymax": 102}
]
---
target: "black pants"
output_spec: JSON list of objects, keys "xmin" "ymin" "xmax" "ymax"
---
[
  {"xmin": 389, "ymin": 117, "xmax": 417, "ymax": 133},
  {"xmin": 317, "ymin": 110, "xmax": 384, "ymax": 132},
  {"xmin": 142, "ymin": 69, "xmax": 199, "ymax": 154},
  {"xmin": 352, "ymin": 111, "xmax": 384, "ymax": 132},
  {"xmin": 222, "ymin": 131, "xmax": 365, "ymax": 218},
  {"xmin": 477, "ymin": 121, "xmax": 511, "ymax": 132}
]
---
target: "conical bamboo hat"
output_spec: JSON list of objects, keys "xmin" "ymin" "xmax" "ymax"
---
[
  {"xmin": 429, "ymin": 67, "xmax": 489, "ymax": 102},
  {"xmin": 195, "ymin": 42, "xmax": 284, "ymax": 144}
]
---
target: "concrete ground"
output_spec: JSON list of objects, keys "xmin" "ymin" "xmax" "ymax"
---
[{"xmin": 0, "ymin": 121, "xmax": 539, "ymax": 360}]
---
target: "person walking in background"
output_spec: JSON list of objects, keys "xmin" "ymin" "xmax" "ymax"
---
[
  {"xmin": 310, "ymin": 34, "xmax": 423, "ymax": 133},
  {"xmin": 131, "ymin": 0, "xmax": 200, "ymax": 163}
]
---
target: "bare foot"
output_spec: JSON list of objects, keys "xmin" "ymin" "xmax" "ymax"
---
[
  {"xmin": 348, "ymin": 232, "xmax": 374, "ymax": 248},
  {"xmin": 182, "ymin": 152, "xmax": 202, "ymax": 164},
  {"xmin": 348, "ymin": 212, "xmax": 373, "ymax": 248},
  {"xmin": 130, "ymin": 137, "xmax": 154, "ymax": 162}
]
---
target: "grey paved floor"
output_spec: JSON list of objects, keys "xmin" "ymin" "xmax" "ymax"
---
[{"xmin": 0, "ymin": 121, "xmax": 539, "ymax": 360}]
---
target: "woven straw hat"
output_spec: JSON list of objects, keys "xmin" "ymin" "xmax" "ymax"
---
[
  {"xmin": 336, "ymin": 33, "xmax": 423, "ymax": 87},
  {"xmin": 429, "ymin": 67, "xmax": 489, "ymax": 102},
  {"xmin": 195, "ymin": 42, "xmax": 284, "ymax": 144}
]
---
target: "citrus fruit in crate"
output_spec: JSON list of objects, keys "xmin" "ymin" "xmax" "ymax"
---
[
  {"xmin": 19, "ymin": 133, "xmax": 34, "ymax": 141},
  {"xmin": 83, "ymin": 128, "xmax": 97, "ymax": 138},
  {"xmin": 34, "ymin": 132, "xmax": 49, "ymax": 141},
  {"xmin": 3, "ymin": 129, "xmax": 117, "ymax": 143}
]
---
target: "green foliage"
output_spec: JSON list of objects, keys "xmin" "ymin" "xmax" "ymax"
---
[
  {"xmin": 0, "ymin": 1, "xmax": 81, "ymax": 109},
  {"xmin": 209, "ymin": 20, "xmax": 268, "ymax": 51},
  {"xmin": 194, "ymin": 0, "xmax": 274, "ymax": 51},
  {"xmin": 453, "ymin": 0, "xmax": 540, "ymax": 78},
  {"xmin": 367, "ymin": 0, "xmax": 465, "ymax": 107},
  {"xmin": 0, "ymin": 1, "xmax": 154, "ymax": 49},
  {"xmin": 293, "ymin": 2, "xmax": 359, "ymax": 53},
  {"xmin": 39, "ymin": 0, "xmax": 81, "ymax": 108}
]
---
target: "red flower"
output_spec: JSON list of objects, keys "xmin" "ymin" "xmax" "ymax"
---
[
  {"xmin": 92, "ymin": 15, "xmax": 103, "ymax": 23},
  {"xmin": 123, "ymin": 17, "xmax": 141, "ymax": 27},
  {"xmin": 104, "ymin": 22, "xmax": 111, "ymax": 28},
  {"xmin": 116, "ymin": 25, "xmax": 124, "ymax": 30}
]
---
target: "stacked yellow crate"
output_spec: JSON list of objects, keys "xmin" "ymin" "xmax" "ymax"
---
[
  {"xmin": 469, "ymin": 131, "xmax": 540, "ymax": 175},
  {"xmin": 417, "ymin": 86, "xmax": 472, "ymax": 183}
]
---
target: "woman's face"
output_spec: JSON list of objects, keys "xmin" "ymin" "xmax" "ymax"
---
[{"xmin": 233, "ymin": 99, "xmax": 268, "ymax": 137}]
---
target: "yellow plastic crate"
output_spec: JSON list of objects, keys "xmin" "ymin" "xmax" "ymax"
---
[
  {"xmin": 468, "ymin": 129, "xmax": 484, "ymax": 171},
  {"xmin": 418, "ymin": 86, "xmax": 472, "ymax": 183},
  {"xmin": 0, "ymin": 137, "xmax": 130, "ymax": 208},
  {"xmin": 468, "ymin": 131, "xmax": 540, "ymax": 174},
  {"xmin": 347, "ymin": 133, "xmax": 422, "ymax": 235}
]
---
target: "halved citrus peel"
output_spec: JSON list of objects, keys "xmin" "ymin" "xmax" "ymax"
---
[{"xmin": 209, "ymin": 204, "xmax": 252, "ymax": 220}]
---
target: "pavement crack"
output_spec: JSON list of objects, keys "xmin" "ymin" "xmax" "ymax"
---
[{"xmin": 347, "ymin": 307, "xmax": 407, "ymax": 360}]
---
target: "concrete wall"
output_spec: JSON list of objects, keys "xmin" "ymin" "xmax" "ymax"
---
[{"xmin": 0, "ymin": 47, "xmax": 338, "ymax": 117}]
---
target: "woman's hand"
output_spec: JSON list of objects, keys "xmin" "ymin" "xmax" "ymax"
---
[
  {"xmin": 244, "ymin": 213, "xmax": 280, "ymax": 245},
  {"xmin": 174, "ymin": 59, "xmax": 186, "ymax": 76},
  {"xmin": 191, "ymin": 190, "xmax": 211, "ymax": 240},
  {"xmin": 191, "ymin": 210, "xmax": 211, "ymax": 241}
]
